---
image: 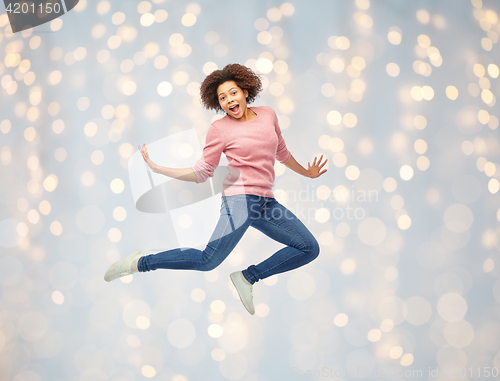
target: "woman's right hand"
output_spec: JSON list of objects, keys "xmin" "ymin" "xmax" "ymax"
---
[{"xmin": 138, "ymin": 144, "xmax": 158, "ymax": 172}]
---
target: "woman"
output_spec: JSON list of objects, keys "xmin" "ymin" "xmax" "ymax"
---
[{"xmin": 104, "ymin": 63, "xmax": 327, "ymax": 315}]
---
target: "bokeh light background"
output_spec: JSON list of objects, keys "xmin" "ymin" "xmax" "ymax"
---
[{"xmin": 1, "ymin": 0, "xmax": 500, "ymax": 380}]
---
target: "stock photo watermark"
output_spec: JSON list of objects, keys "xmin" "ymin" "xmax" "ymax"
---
[
  {"xmin": 3, "ymin": 0, "xmax": 79, "ymax": 33},
  {"xmin": 290, "ymin": 366, "xmax": 500, "ymax": 378},
  {"xmin": 272, "ymin": 184, "xmax": 380, "ymax": 225}
]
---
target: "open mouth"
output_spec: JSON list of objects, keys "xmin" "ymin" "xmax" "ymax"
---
[{"xmin": 229, "ymin": 104, "xmax": 240, "ymax": 115}]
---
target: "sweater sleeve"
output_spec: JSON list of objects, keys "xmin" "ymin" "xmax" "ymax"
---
[
  {"xmin": 273, "ymin": 110, "xmax": 292, "ymax": 164},
  {"xmin": 191, "ymin": 125, "xmax": 225, "ymax": 183}
]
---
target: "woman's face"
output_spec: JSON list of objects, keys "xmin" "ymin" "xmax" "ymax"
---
[{"xmin": 217, "ymin": 81, "xmax": 249, "ymax": 121}]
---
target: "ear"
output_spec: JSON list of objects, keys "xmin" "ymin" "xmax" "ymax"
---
[{"xmin": 244, "ymin": 89, "xmax": 249, "ymax": 98}]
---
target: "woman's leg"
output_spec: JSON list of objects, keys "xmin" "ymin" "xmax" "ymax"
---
[
  {"xmin": 242, "ymin": 198, "xmax": 320, "ymax": 284},
  {"xmin": 138, "ymin": 195, "xmax": 260, "ymax": 273}
]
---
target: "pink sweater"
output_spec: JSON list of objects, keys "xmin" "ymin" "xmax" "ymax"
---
[{"xmin": 191, "ymin": 106, "xmax": 292, "ymax": 198}]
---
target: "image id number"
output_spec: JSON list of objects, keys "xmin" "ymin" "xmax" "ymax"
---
[{"xmin": 6, "ymin": 2, "xmax": 62, "ymax": 14}]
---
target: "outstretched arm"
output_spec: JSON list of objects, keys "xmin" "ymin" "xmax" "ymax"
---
[
  {"xmin": 284, "ymin": 154, "xmax": 328, "ymax": 179},
  {"xmin": 139, "ymin": 144, "xmax": 197, "ymax": 182}
]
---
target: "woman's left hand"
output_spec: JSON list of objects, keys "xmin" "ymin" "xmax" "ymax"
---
[{"xmin": 307, "ymin": 155, "xmax": 328, "ymax": 178}]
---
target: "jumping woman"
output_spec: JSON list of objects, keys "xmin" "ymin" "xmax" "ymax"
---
[{"xmin": 104, "ymin": 63, "xmax": 328, "ymax": 315}]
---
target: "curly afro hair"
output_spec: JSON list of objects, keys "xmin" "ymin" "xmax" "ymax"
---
[{"xmin": 200, "ymin": 63, "xmax": 263, "ymax": 112}]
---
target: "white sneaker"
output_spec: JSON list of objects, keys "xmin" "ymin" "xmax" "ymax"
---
[
  {"xmin": 104, "ymin": 250, "xmax": 144, "ymax": 282},
  {"xmin": 230, "ymin": 271, "xmax": 255, "ymax": 315}
]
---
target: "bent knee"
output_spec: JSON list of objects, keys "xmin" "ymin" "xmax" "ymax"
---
[
  {"xmin": 307, "ymin": 237, "xmax": 320, "ymax": 259},
  {"xmin": 199, "ymin": 257, "xmax": 222, "ymax": 272},
  {"xmin": 300, "ymin": 236, "xmax": 320, "ymax": 260}
]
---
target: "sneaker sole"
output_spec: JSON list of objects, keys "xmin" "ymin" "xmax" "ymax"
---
[{"xmin": 230, "ymin": 273, "xmax": 255, "ymax": 315}]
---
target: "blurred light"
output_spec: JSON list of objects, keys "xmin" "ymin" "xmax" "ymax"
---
[
  {"xmin": 153, "ymin": 55, "xmax": 168, "ymax": 70},
  {"xmin": 418, "ymin": 34, "xmax": 431, "ymax": 48},
  {"xmin": 267, "ymin": 7, "xmax": 282, "ymax": 22},
  {"xmin": 473, "ymin": 64, "xmax": 485, "ymax": 77},
  {"xmin": 341, "ymin": 258, "xmax": 356, "ymax": 275},
  {"xmin": 437, "ymin": 293, "xmax": 467, "ymax": 322},
  {"xmin": 488, "ymin": 64, "xmax": 499, "ymax": 78},
  {"xmin": 329, "ymin": 58, "xmax": 345, "ymax": 73},
  {"xmin": 278, "ymin": 98, "xmax": 294, "ymax": 114},
  {"xmin": 110, "ymin": 178, "xmax": 125, "ymax": 193},
  {"xmin": 81, "ymin": 171, "xmax": 95, "ymax": 186},
  {"xmin": 44, "ymin": 175, "xmax": 58, "ymax": 192},
  {"xmin": 30, "ymin": 36, "xmax": 41, "ymax": 49},
  {"xmin": 0, "ymin": 120, "xmax": 11, "ymax": 134},
  {"xmin": 50, "ymin": 221, "xmax": 63, "ymax": 235},
  {"xmin": 334, "ymin": 313, "xmax": 348, "ymax": 327},
  {"xmin": 446, "ymin": 86, "xmax": 458, "ymax": 100},
  {"xmin": 97, "ymin": 1, "xmax": 111, "ymax": 14},
  {"xmin": 414, "ymin": 115, "xmax": 427, "ymax": 130},
  {"xmin": 123, "ymin": 81, "xmax": 137, "ymax": 95},
  {"xmin": 170, "ymin": 33, "xmax": 184, "ymax": 47},
  {"xmin": 390, "ymin": 346, "xmax": 403, "ymax": 359},
  {"xmin": 212, "ymin": 348, "xmax": 226, "ymax": 361},
  {"xmin": 177, "ymin": 44, "xmax": 192, "ymax": 57},
  {"xmin": 39, "ymin": 200, "xmax": 51, "ymax": 215},
  {"xmin": 173, "ymin": 71, "xmax": 189, "ymax": 85},
  {"xmin": 137, "ymin": 1, "xmax": 151, "ymax": 13},
  {"xmin": 256, "ymin": 58, "xmax": 273, "ymax": 73},
  {"xmin": 388, "ymin": 28, "xmax": 402, "ymax": 45},
  {"xmin": 489, "ymin": 179, "xmax": 500, "ymax": 194},
  {"xmin": 112, "ymin": 12, "xmax": 126, "ymax": 25},
  {"xmin": 327, "ymin": 111, "xmax": 342, "ymax": 125},
  {"xmin": 211, "ymin": 300, "xmax": 225, "ymax": 314},
  {"xmin": 91, "ymin": 150, "xmax": 104, "ymax": 165},
  {"xmin": 385, "ymin": 267, "xmax": 398, "ymax": 281},
  {"xmin": 154, "ymin": 9, "xmax": 168, "ymax": 22},
  {"xmin": 481, "ymin": 38, "xmax": 493, "ymax": 51},
  {"xmin": 386, "ymin": 63, "xmax": 400, "ymax": 77},
  {"xmin": 182, "ymin": 13, "xmax": 197, "ymax": 26},
  {"xmin": 368, "ymin": 328, "xmax": 382, "ymax": 342},
  {"xmin": 118, "ymin": 26, "xmax": 138, "ymax": 42},
  {"xmin": 416, "ymin": 9, "xmax": 430, "ymax": 24},
  {"xmin": 97, "ymin": 50, "xmax": 110, "ymax": 63},
  {"xmin": 49, "ymin": 71, "xmax": 62, "ymax": 85},
  {"xmin": 50, "ymin": 19, "xmax": 63, "ymax": 31},
  {"xmin": 186, "ymin": 3, "xmax": 201, "ymax": 14},
  {"xmin": 280, "ymin": 2, "xmax": 295, "ymax": 16},
  {"xmin": 380, "ymin": 319, "xmax": 394, "ymax": 332},
  {"xmin": 84, "ymin": 122, "xmax": 97, "ymax": 137},
  {"xmin": 108, "ymin": 36, "xmax": 122, "ymax": 49},
  {"xmin": 321, "ymin": 83, "xmax": 336, "ymax": 97},
  {"xmin": 336, "ymin": 36, "xmax": 351, "ymax": 50},
  {"xmin": 191, "ymin": 288, "xmax": 206, "ymax": 302},
  {"xmin": 478, "ymin": 77, "xmax": 490, "ymax": 90},
  {"xmin": 136, "ymin": 316, "xmax": 150, "ymax": 329},
  {"xmin": 398, "ymin": 215, "xmax": 411, "ymax": 230},
  {"xmin": 142, "ymin": 365, "xmax": 156, "ymax": 378},
  {"xmin": 101, "ymin": 105, "xmax": 115, "ymax": 119},
  {"xmin": 91, "ymin": 24, "xmax": 106, "ymax": 39},
  {"xmin": 400, "ymin": 165, "xmax": 414, "ymax": 180},
  {"xmin": 315, "ymin": 208, "xmax": 330, "ymax": 223},
  {"xmin": 157, "ymin": 81, "xmax": 173, "ymax": 97},
  {"xmin": 205, "ymin": 31, "xmax": 219, "ymax": 45},
  {"xmin": 77, "ymin": 97, "xmax": 90, "ymax": 111},
  {"xmin": 52, "ymin": 290, "xmax": 64, "ymax": 304},
  {"xmin": 208, "ymin": 324, "xmax": 223, "ymax": 338},
  {"xmin": 343, "ymin": 113, "xmax": 357, "ymax": 127}
]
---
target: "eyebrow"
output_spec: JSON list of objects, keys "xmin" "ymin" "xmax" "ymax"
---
[{"xmin": 218, "ymin": 87, "xmax": 237, "ymax": 97}]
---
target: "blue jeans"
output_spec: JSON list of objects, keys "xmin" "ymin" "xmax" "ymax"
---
[{"xmin": 137, "ymin": 194, "xmax": 320, "ymax": 284}]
